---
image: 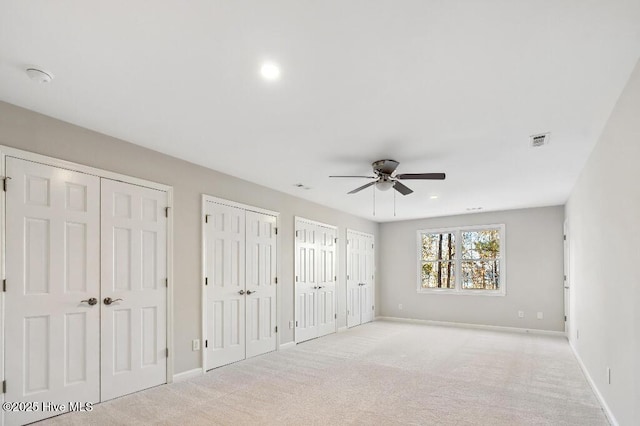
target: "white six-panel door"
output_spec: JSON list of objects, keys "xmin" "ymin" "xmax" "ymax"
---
[
  {"xmin": 295, "ymin": 218, "xmax": 337, "ymax": 343},
  {"xmin": 100, "ymin": 179, "xmax": 168, "ymax": 401},
  {"xmin": 294, "ymin": 221, "xmax": 318, "ymax": 343},
  {"xmin": 205, "ymin": 203, "xmax": 246, "ymax": 369},
  {"xmin": 204, "ymin": 201, "xmax": 278, "ymax": 369},
  {"xmin": 347, "ymin": 230, "xmax": 375, "ymax": 328},
  {"xmin": 4, "ymin": 156, "xmax": 170, "ymax": 425},
  {"xmin": 317, "ymin": 227, "xmax": 337, "ymax": 337},
  {"xmin": 4, "ymin": 158, "xmax": 101, "ymax": 426},
  {"xmin": 245, "ymin": 211, "xmax": 277, "ymax": 358}
]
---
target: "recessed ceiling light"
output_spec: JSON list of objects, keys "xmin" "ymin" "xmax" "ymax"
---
[
  {"xmin": 260, "ymin": 62, "xmax": 280, "ymax": 81},
  {"xmin": 429, "ymin": 195, "xmax": 439, "ymax": 200},
  {"xmin": 25, "ymin": 67, "xmax": 53, "ymax": 83}
]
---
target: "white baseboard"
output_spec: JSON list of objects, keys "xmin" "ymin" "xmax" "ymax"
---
[
  {"xmin": 569, "ymin": 341, "xmax": 618, "ymax": 426},
  {"xmin": 375, "ymin": 316, "xmax": 566, "ymax": 337},
  {"xmin": 172, "ymin": 368, "xmax": 203, "ymax": 382},
  {"xmin": 279, "ymin": 341, "xmax": 296, "ymax": 351},
  {"xmin": 338, "ymin": 326, "xmax": 348, "ymax": 333}
]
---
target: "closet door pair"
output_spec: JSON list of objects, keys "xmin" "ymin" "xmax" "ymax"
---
[
  {"xmin": 4, "ymin": 157, "xmax": 167, "ymax": 426},
  {"xmin": 204, "ymin": 202, "xmax": 277, "ymax": 370},
  {"xmin": 346, "ymin": 230, "xmax": 375, "ymax": 328},
  {"xmin": 294, "ymin": 218, "xmax": 337, "ymax": 343}
]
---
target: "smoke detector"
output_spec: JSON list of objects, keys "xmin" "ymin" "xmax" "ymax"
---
[
  {"xmin": 25, "ymin": 68, "xmax": 53, "ymax": 83},
  {"xmin": 530, "ymin": 132, "xmax": 550, "ymax": 148}
]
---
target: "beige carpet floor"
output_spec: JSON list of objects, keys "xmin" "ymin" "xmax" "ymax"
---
[{"xmin": 37, "ymin": 321, "xmax": 608, "ymax": 426}]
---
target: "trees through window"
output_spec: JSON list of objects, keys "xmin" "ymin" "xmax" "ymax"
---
[{"xmin": 418, "ymin": 225, "xmax": 505, "ymax": 295}]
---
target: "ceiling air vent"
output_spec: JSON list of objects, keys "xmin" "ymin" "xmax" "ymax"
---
[{"xmin": 530, "ymin": 133, "xmax": 550, "ymax": 148}]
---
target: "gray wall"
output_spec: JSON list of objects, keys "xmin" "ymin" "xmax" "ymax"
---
[
  {"xmin": 379, "ymin": 206, "xmax": 565, "ymax": 331},
  {"xmin": 565, "ymin": 60, "xmax": 640, "ymax": 425},
  {"xmin": 0, "ymin": 101, "xmax": 379, "ymax": 375}
]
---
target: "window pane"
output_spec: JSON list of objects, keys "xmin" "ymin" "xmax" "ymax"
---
[
  {"xmin": 461, "ymin": 229, "xmax": 500, "ymax": 260},
  {"xmin": 421, "ymin": 232, "xmax": 455, "ymax": 261},
  {"xmin": 461, "ymin": 260, "xmax": 500, "ymax": 290},
  {"xmin": 421, "ymin": 261, "xmax": 455, "ymax": 289}
]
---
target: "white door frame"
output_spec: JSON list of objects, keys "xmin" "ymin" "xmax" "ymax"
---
[
  {"xmin": 294, "ymin": 217, "xmax": 338, "ymax": 343},
  {"xmin": 346, "ymin": 229, "xmax": 375, "ymax": 327},
  {"xmin": 563, "ymin": 220, "xmax": 570, "ymax": 336},
  {"xmin": 201, "ymin": 195, "xmax": 280, "ymax": 373},
  {"xmin": 0, "ymin": 145, "xmax": 175, "ymax": 398}
]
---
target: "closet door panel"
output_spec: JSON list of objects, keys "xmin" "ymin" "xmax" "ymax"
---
[
  {"xmin": 4, "ymin": 157, "xmax": 100, "ymax": 426},
  {"xmin": 295, "ymin": 221, "xmax": 319, "ymax": 343}
]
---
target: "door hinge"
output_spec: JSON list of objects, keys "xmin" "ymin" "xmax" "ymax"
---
[
  {"xmin": 295, "ymin": 275, "xmax": 298, "ymax": 282},
  {"xmin": 205, "ymin": 340, "xmax": 208, "ymax": 348},
  {"xmin": 165, "ymin": 207, "xmax": 170, "ymax": 218},
  {"xmin": 275, "ymin": 227, "xmax": 278, "ymax": 235},
  {"xmin": 372, "ymin": 305, "xmax": 375, "ymax": 311},
  {"xmin": 347, "ymin": 274, "xmax": 350, "ymax": 280},
  {"xmin": 165, "ymin": 278, "xmax": 168, "ymax": 287},
  {"xmin": 275, "ymin": 326, "xmax": 278, "ymax": 333},
  {"xmin": 334, "ymin": 237, "xmax": 338, "ymax": 243},
  {"xmin": 2, "ymin": 279, "xmax": 5, "ymax": 292},
  {"xmin": 205, "ymin": 214, "xmax": 210, "ymax": 224},
  {"xmin": 2, "ymin": 177, "xmax": 10, "ymax": 192},
  {"xmin": 564, "ymin": 275, "xmax": 567, "ymax": 281},
  {"xmin": 334, "ymin": 313, "xmax": 337, "ymax": 319},
  {"xmin": 295, "ymin": 230, "xmax": 299, "ymax": 237},
  {"xmin": 205, "ymin": 277, "xmax": 208, "ymax": 286},
  {"xmin": 2, "ymin": 380, "xmax": 5, "ymax": 393},
  {"xmin": 295, "ymin": 321, "xmax": 298, "ymax": 327},
  {"xmin": 372, "ymin": 244, "xmax": 374, "ymax": 249},
  {"xmin": 347, "ymin": 310, "xmax": 350, "ymax": 315},
  {"xmin": 166, "ymin": 348, "xmax": 169, "ymax": 357},
  {"xmin": 275, "ymin": 277, "xmax": 278, "ymax": 284},
  {"xmin": 334, "ymin": 275, "xmax": 337, "ymax": 281},
  {"xmin": 564, "ymin": 315, "xmax": 567, "ymax": 322},
  {"xmin": 563, "ymin": 235, "xmax": 566, "ymax": 241}
]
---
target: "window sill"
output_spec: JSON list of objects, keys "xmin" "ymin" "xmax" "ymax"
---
[{"xmin": 417, "ymin": 289, "xmax": 506, "ymax": 297}]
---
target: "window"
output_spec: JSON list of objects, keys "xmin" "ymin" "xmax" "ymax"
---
[{"xmin": 417, "ymin": 225, "xmax": 505, "ymax": 295}]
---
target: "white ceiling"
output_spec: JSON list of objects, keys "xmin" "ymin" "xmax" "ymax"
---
[{"xmin": 1, "ymin": 1, "xmax": 639, "ymax": 222}]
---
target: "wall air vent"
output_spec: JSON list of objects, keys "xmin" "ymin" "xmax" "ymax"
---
[{"xmin": 530, "ymin": 133, "xmax": 550, "ymax": 148}]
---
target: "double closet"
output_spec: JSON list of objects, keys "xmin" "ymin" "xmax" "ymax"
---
[
  {"xmin": 203, "ymin": 197, "xmax": 278, "ymax": 369},
  {"xmin": 294, "ymin": 218, "xmax": 338, "ymax": 343},
  {"xmin": 2, "ymin": 151, "xmax": 171, "ymax": 426}
]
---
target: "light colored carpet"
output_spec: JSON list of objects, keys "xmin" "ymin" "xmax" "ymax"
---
[{"xmin": 37, "ymin": 321, "xmax": 607, "ymax": 425}]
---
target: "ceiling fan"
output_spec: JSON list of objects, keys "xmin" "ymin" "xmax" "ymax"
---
[{"xmin": 330, "ymin": 159, "xmax": 445, "ymax": 195}]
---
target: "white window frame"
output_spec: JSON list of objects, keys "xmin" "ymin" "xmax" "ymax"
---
[{"xmin": 416, "ymin": 224, "xmax": 506, "ymax": 296}]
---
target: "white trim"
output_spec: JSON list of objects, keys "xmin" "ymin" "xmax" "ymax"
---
[
  {"xmin": 172, "ymin": 368, "xmax": 204, "ymax": 383},
  {"xmin": 569, "ymin": 341, "xmax": 618, "ymax": 426},
  {"xmin": 203, "ymin": 194, "xmax": 279, "ymax": 217},
  {"xmin": 0, "ymin": 145, "xmax": 175, "ymax": 394},
  {"xmin": 0, "ymin": 145, "xmax": 171, "ymax": 192},
  {"xmin": 416, "ymin": 223, "xmax": 506, "ymax": 296},
  {"xmin": 278, "ymin": 341, "xmax": 296, "ymax": 351},
  {"xmin": 201, "ymin": 195, "xmax": 280, "ymax": 372},
  {"xmin": 376, "ymin": 316, "xmax": 566, "ymax": 337},
  {"xmin": 294, "ymin": 216, "xmax": 337, "ymax": 230}
]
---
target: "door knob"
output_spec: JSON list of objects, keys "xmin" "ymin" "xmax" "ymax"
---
[
  {"xmin": 317, "ymin": 286, "xmax": 324, "ymax": 289},
  {"xmin": 238, "ymin": 290, "xmax": 245, "ymax": 295},
  {"xmin": 246, "ymin": 290, "xmax": 257, "ymax": 295},
  {"xmin": 81, "ymin": 298, "xmax": 98, "ymax": 306},
  {"xmin": 104, "ymin": 297, "xmax": 123, "ymax": 305}
]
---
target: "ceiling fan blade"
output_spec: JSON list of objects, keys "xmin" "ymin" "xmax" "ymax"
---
[
  {"xmin": 393, "ymin": 181, "xmax": 413, "ymax": 195},
  {"xmin": 396, "ymin": 173, "xmax": 446, "ymax": 180},
  {"xmin": 329, "ymin": 175, "xmax": 376, "ymax": 178},
  {"xmin": 348, "ymin": 181, "xmax": 376, "ymax": 194},
  {"xmin": 373, "ymin": 159, "xmax": 400, "ymax": 175}
]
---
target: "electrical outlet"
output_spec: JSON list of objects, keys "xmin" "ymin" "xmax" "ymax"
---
[
  {"xmin": 398, "ymin": 304, "xmax": 403, "ymax": 310},
  {"xmin": 537, "ymin": 312, "xmax": 543, "ymax": 320},
  {"xmin": 518, "ymin": 310, "xmax": 524, "ymax": 318},
  {"xmin": 192, "ymin": 339, "xmax": 200, "ymax": 351},
  {"xmin": 289, "ymin": 320, "xmax": 294, "ymax": 329}
]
